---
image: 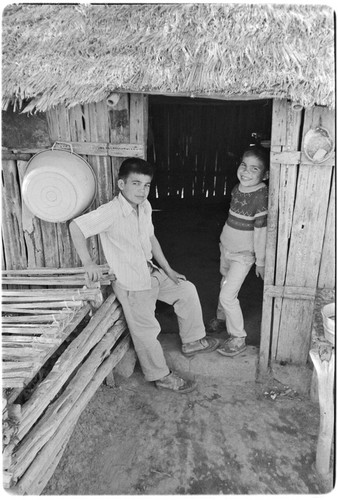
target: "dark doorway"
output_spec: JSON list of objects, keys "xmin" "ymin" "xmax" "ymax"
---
[
  {"xmin": 148, "ymin": 95, "xmax": 272, "ymax": 209},
  {"xmin": 148, "ymin": 96, "xmax": 272, "ymax": 347}
]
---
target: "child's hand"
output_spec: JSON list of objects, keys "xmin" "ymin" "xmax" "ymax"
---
[
  {"xmin": 255, "ymin": 265, "xmax": 265, "ymax": 280},
  {"xmin": 84, "ymin": 262, "xmax": 102, "ymax": 283},
  {"xmin": 166, "ymin": 268, "xmax": 186, "ymax": 285}
]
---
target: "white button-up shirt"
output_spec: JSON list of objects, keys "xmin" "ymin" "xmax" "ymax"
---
[{"xmin": 74, "ymin": 193, "xmax": 155, "ymax": 291}]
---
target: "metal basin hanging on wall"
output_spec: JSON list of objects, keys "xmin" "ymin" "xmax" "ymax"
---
[{"xmin": 22, "ymin": 142, "xmax": 97, "ymax": 223}]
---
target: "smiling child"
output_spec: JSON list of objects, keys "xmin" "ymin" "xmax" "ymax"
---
[{"xmin": 207, "ymin": 146, "xmax": 269, "ymax": 356}]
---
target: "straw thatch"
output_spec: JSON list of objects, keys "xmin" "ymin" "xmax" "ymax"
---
[{"xmin": 2, "ymin": 3, "xmax": 335, "ymax": 112}]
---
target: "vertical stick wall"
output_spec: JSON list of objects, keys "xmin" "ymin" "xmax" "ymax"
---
[{"xmin": 1, "ymin": 94, "xmax": 148, "ymax": 270}]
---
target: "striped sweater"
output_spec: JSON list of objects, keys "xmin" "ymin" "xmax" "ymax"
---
[{"xmin": 220, "ymin": 182, "xmax": 268, "ymax": 266}]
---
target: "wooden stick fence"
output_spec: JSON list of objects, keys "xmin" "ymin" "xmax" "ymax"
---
[{"xmin": 2, "ymin": 267, "xmax": 133, "ymax": 494}]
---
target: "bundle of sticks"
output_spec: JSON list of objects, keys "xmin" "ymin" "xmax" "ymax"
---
[{"xmin": 1, "ymin": 265, "xmax": 115, "ymax": 389}]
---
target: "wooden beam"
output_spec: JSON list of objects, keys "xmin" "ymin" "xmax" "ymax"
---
[
  {"xmin": 271, "ymin": 150, "xmax": 334, "ymax": 166},
  {"xmin": 3, "ymin": 141, "xmax": 145, "ymax": 158},
  {"xmin": 264, "ymin": 285, "xmax": 317, "ymax": 300}
]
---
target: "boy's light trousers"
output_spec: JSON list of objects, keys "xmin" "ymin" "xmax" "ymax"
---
[
  {"xmin": 216, "ymin": 248, "xmax": 255, "ymax": 338},
  {"xmin": 113, "ymin": 268, "xmax": 205, "ymax": 381}
]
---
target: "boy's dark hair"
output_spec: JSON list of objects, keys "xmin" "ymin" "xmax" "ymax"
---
[
  {"xmin": 118, "ymin": 157, "xmax": 154, "ymax": 180},
  {"xmin": 242, "ymin": 146, "xmax": 269, "ymax": 172}
]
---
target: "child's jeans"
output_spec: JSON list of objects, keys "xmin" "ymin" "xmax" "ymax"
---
[
  {"xmin": 216, "ymin": 248, "xmax": 255, "ymax": 338},
  {"xmin": 112, "ymin": 267, "xmax": 205, "ymax": 382}
]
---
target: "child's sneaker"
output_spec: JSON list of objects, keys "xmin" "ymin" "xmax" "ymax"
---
[
  {"xmin": 155, "ymin": 371, "xmax": 197, "ymax": 393},
  {"xmin": 217, "ymin": 336, "xmax": 246, "ymax": 357},
  {"xmin": 206, "ymin": 318, "xmax": 226, "ymax": 334}
]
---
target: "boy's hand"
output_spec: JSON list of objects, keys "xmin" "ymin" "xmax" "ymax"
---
[
  {"xmin": 166, "ymin": 268, "xmax": 186, "ymax": 285},
  {"xmin": 84, "ymin": 262, "xmax": 102, "ymax": 283},
  {"xmin": 255, "ymin": 265, "xmax": 265, "ymax": 280}
]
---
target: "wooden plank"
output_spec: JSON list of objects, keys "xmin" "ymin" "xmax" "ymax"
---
[
  {"xmin": 2, "ymin": 264, "xmax": 109, "ymax": 275},
  {"xmin": 5, "ymin": 142, "xmax": 145, "ymax": 157},
  {"xmin": 275, "ymin": 105, "xmax": 334, "ymax": 363},
  {"xmin": 271, "ymin": 150, "xmax": 334, "ymax": 166},
  {"xmin": 3, "ymin": 313, "xmax": 72, "ymax": 323},
  {"xmin": 109, "ymin": 93, "xmax": 132, "ymax": 199},
  {"xmin": 46, "ymin": 106, "xmax": 76, "ymax": 268},
  {"xmin": 2, "ymin": 287, "xmax": 100, "ymax": 297},
  {"xmin": 1, "ymin": 160, "xmax": 27, "ymax": 269},
  {"xmin": 2, "ymin": 152, "xmax": 32, "ymax": 161},
  {"xmin": 1, "ymin": 326, "xmax": 59, "ymax": 334},
  {"xmin": 85, "ymin": 101, "xmax": 113, "ymax": 264},
  {"xmin": 2, "ymin": 300, "xmax": 83, "ymax": 309},
  {"xmin": 1, "ymin": 277, "xmax": 112, "ymax": 285},
  {"xmin": 258, "ymin": 100, "xmax": 285, "ymax": 375},
  {"xmin": 130, "ymin": 94, "xmax": 148, "ymax": 155},
  {"xmin": 264, "ymin": 284, "xmax": 316, "ymax": 299},
  {"xmin": 2, "ymin": 379, "xmax": 25, "ymax": 388},
  {"xmin": 56, "ymin": 222, "xmax": 75, "ymax": 268},
  {"xmin": 318, "ymin": 169, "xmax": 335, "ymax": 288},
  {"xmin": 109, "ymin": 93, "xmax": 130, "ymax": 144},
  {"xmin": 3, "ymin": 361, "xmax": 34, "ymax": 370},
  {"xmin": 16, "ymin": 160, "xmax": 45, "ymax": 269},
  {"xmin": 270, "ymin": 102, "xmax": 302, "ymax": 359},
  {"xmin": 108, "ymin": 143, "xmax": 145, "ymax": 157},
  {"xmin": 39, "ymin": 220, "xmax": 60, "ymax": 268},
  {"xmin": 2, "ymin": 336, "xmax": 60, "ymax": 345},
  {"xmin": 285, "ymin": 165, "xmax": 332, "ymax": 287}
]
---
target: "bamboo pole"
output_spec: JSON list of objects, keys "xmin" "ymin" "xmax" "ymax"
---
[
  {"xmin": 309, "ymin": 344, "xmax": 335, "ymax": 478},
  {"xmin": 12, "ymin": 332, "xmax": 131, "ymax": 493}
]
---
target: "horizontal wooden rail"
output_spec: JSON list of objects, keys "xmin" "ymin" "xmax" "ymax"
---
[
  {"xmin": 271, "ymin": 151, "xmax": 334, "ymax": 166},
  {"xmin": 264, "ymin": 284, "xmax": 317, "ymax": 300},
  {"xmin": 2, "ymin": 141, "xmax": 145, "ymax": 159}
]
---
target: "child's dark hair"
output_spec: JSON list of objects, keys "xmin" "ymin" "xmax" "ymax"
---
[
  {"xmin": 118, "ymin": 157, "xmax": 154, "ymax": 180},
  {"xmin": 242, "ymin": 146, "xmax": 269, "ymax": 172}
]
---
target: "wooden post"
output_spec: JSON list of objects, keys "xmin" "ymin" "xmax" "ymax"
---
[{"xmin": 309, "ymin": 343, "xmax": 335, "ymax": 478}]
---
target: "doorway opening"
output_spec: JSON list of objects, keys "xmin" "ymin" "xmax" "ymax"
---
[{"xmin": 147, "ymin": 95, "xmax": 272, "ymax": 346}]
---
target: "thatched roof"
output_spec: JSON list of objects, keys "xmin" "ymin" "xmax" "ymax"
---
[{"xmin": 2, "ymin": 3, "xmax": 335, "ymax": 112}]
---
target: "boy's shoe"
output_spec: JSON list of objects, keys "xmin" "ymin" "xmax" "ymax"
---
[
  {"xmin": 155, "ymin": 371, "xmax": 197, "ymax": 394},
  {"xmin": 217, "ymin": 337, "xmax": 246, "ymax": 357},
  {"xmin": 206, "ymin": 318, "xmax": 227, "ymax": 334},
  {"xmin": 182, "ymin": 336, "xmax": 219, "ymax": 357}
]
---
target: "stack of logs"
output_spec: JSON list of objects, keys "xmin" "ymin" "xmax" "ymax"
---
[{"xmin": 2, "ymin": 267, "xmax": 133, "ymax": 494}]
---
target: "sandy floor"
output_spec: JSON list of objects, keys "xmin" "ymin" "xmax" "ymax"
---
[{"xmin": 43, "ymin": 353, "xmax": 333, "ymax": 495}]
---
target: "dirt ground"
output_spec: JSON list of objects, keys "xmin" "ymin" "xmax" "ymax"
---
[{"xmin": 42, "ymin": 206, "xmax": 335, "ymax": 495}]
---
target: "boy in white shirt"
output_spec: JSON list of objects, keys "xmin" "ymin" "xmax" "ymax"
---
[
  {"xmin": 70, "ymin": 158, "xmax": 219, "ymax": 393},
  {"xmin": 207, "ymin": 147, "xmax": 269, "ymax": 357}
]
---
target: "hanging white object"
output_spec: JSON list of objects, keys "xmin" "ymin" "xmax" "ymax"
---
[{"xmin": 22, "ymin": 142, "xmax": 97, "ymax": 223}]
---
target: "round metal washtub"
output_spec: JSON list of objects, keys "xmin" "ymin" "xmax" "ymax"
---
[{"xmin": 22, "ymin": 142, "xmax": 97, "ymax": 223}]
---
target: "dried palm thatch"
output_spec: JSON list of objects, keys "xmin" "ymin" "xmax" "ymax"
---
[{"xmin": 2, "ymin": 3, "xmax": 335, "ymax": 112}]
